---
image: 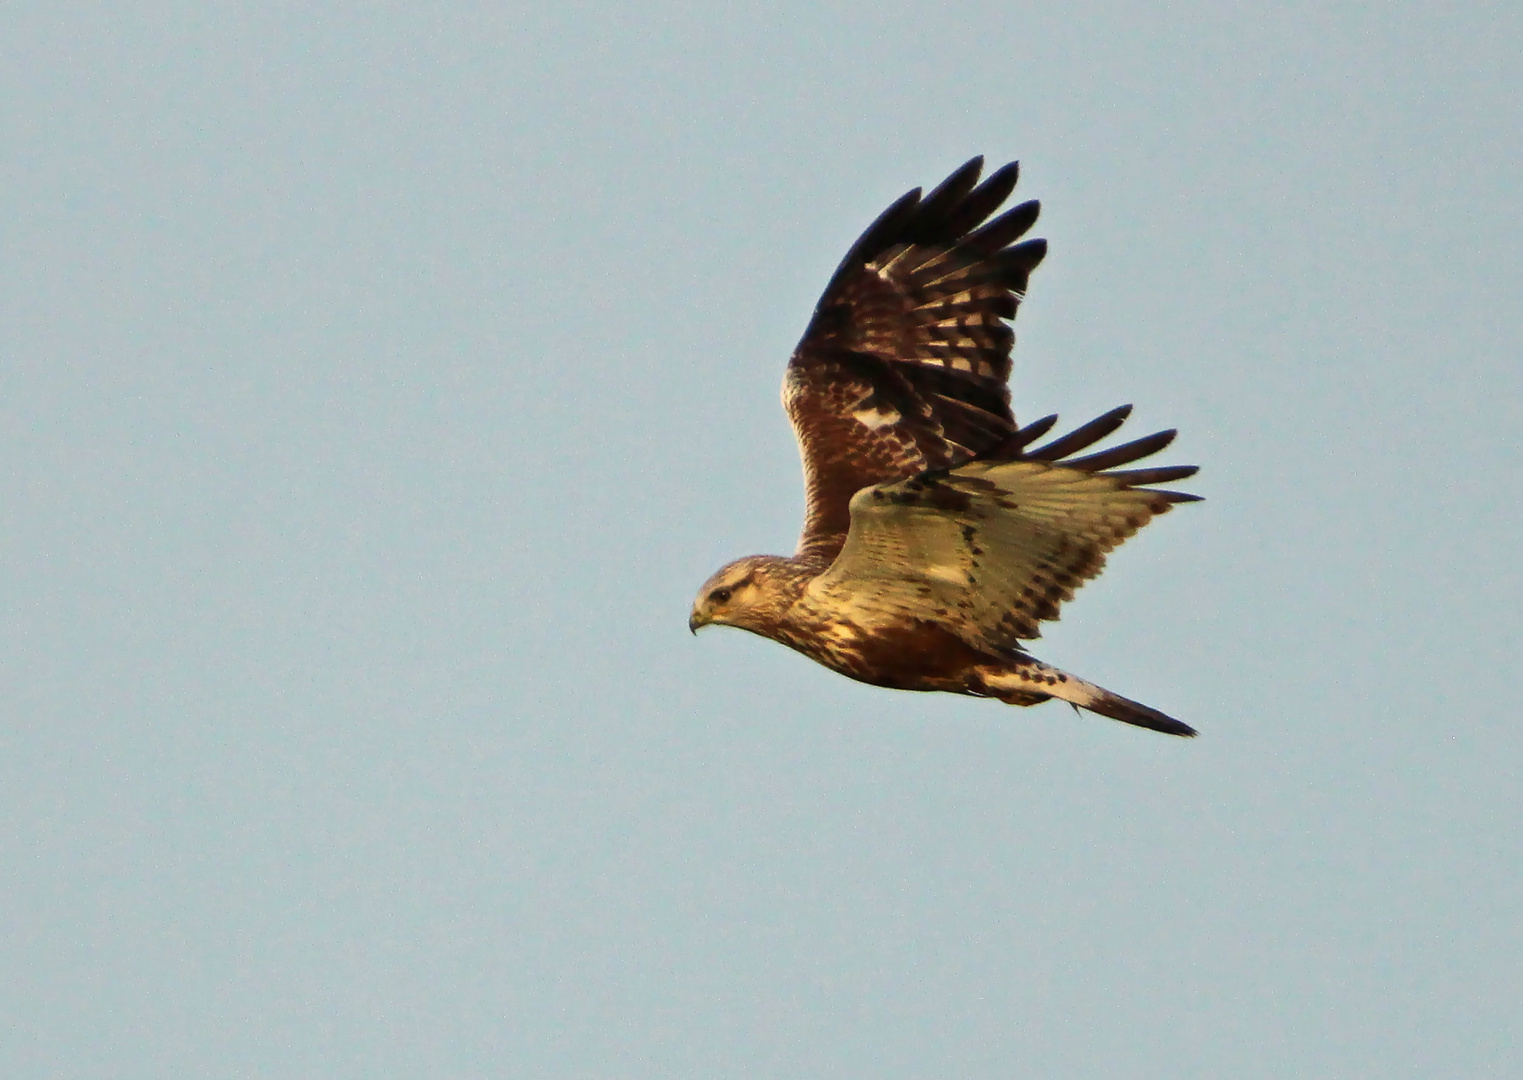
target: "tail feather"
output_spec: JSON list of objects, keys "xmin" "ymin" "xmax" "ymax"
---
[{"xmin": 977, "ymin": 661, "xmax": 1197, "ymax": 737}]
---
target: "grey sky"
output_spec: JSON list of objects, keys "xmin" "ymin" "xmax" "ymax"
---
[{"xmin": 3, "ymin": 2, "xmax": 1520, "ymax": 1077}]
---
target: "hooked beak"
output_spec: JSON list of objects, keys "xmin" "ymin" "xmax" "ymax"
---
[{"xmin": 688, "ymin": 611, "xmax": 706, "ymax": 635}]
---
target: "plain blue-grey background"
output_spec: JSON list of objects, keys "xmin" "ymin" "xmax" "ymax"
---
[{"xmin": 3, "ymin": 3, "xmax": 1520, "ymax": 1077}]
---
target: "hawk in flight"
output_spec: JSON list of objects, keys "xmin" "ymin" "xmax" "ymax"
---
[{"xmin": 689, "ymin": 157, "xmax": 1201, "ymax": 736}]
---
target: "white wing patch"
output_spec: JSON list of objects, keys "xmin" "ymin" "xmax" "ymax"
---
[
  {"xmin": 852, "ymin": 403, "xmax": 903, "ymax": 430},
  {"xmin": 923, "ymin": 561, "xmax": 970, "ymax": 585}
]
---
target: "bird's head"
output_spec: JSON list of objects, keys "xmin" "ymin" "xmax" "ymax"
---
[{"xmin": 689, "ymin": 555, "xmax": 793, "ymax": 635}]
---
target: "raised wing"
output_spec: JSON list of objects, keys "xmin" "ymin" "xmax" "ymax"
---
[
  {"xmin": 804, "ymin": 406, "xmax": 1200, "ymax": 652},
  {"xmin": 785, "ymin": 157, "xmax": 1047, "ymax": 564}
]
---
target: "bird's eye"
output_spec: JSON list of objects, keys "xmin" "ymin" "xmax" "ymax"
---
[{"xmin": 711, "ymin": 587, "xmax": 732, "ymax": 603}]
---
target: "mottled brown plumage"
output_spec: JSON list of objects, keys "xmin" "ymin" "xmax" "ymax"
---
[{"xmin": 690, "ymin": 158, "xmax": 1201, "ymax": 737}]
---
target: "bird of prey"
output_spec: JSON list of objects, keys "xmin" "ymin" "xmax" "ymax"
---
[{"xmin": 688, "ymin": 157, "xmax": 1201, "ymax": 736}]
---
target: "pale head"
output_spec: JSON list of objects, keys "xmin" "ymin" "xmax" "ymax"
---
[{"xmin": 688, "ymin": 554, "xmax": 800, "ymax": 635}]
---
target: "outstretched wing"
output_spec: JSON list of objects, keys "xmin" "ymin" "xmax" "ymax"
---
[
  {"xmin": 804, "ymin": 406, "xmax": 1200, "ymax": 652},
  {"xmin": 785, "ymin": 157, "xmax": 1048, "ymax": 564}
]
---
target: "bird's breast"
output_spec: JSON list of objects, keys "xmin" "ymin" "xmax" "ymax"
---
[{"xmin": 771, "ymin": 602, "xmax": 989, "ymax": 693}]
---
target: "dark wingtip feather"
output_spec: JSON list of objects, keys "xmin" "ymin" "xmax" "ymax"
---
[
  {"xmin": 1026, "ymin": 404, "xmax": 1134, "ymax": 461},
  {"xmin": 909, "ymin": 158, "xmax": 987, "ymax": 239},
  {"xmin": 998, "ymin": 237, "xmax": 1048, "ymax": 277},
  {"xmin": 818, "ymin": 186, "xmax": 923, "ymax": 298},
  {"xmin": 929, "ymin": 157, "xmax": 986, "ymax": 201},
  {"xmin": 1104, "ymin": 464, "xmax": 1200, "ymax": 488},
  {"xmin": 965, "ymin": 199, "xmax": 1042, "ymax": 254},
  {"xmin": 1013, "ymin": 413, "xmax": 1059, "ymax": 447},
  {"xmin": 943, "ymin": 160, "xmax": 1020, "ymax": 235},
  {"xmin": 1063, "ymin": 429, "xmax": 1177, "ymax": 472},
  {"xmin": 973, "ymin": 413, "xmax": 1058, "ymax": 462}
]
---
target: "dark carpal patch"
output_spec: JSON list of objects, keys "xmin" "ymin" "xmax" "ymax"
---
[{"xmin": 924, "ymin": 482, "xmax": 972, "ymax": 512}]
